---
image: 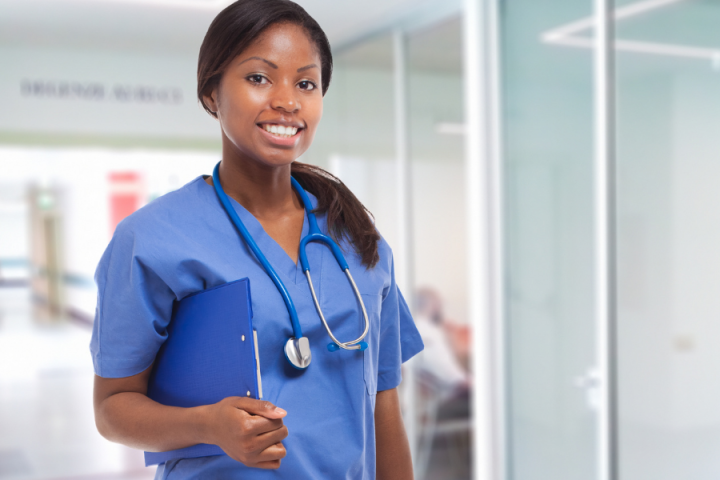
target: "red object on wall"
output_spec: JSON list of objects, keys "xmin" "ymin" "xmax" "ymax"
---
[{"xmin": 109, "ymin": 172, "xmax": 144, "ymax": 235}]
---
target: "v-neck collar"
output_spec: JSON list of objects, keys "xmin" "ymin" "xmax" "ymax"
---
[{"xmin": 200, "ymin": 176, "xmax": 315, "ymax": 285}]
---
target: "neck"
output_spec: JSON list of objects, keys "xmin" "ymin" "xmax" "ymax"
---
[{"xmin": 218, "ymin": 141, "xmax": 302, "ymax": 219}]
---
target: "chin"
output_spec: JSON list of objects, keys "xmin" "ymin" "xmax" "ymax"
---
[{"xmin": 256, "ymin": 150, "xmax": 301, "ymax": 168}]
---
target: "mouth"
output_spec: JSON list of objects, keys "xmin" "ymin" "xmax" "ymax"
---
[
  {"xmin": 256, "ymin": 122, "xmax": 304, "ymax": 148},
  {"xmin": 258, "ymin": 123, "xmax": 302, "ymax": 139}
]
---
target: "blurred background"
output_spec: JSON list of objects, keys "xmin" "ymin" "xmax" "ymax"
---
[{"xmin": 0, "ymin": 0, "xmax": 718, "ymax": 479}]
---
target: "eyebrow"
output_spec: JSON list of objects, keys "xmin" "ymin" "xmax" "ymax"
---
[
  {"xmin": 297, "ymin": 63, "xmax": 318, "ymax": 73},
  {"xmin": 238, "ymin": 56, "xmax": 278, "ymax": 69}
]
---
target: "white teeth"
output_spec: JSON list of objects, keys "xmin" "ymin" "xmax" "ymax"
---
[{"xmin": 262, "ymin": 124, "xmax": 299, "ymax": 138}]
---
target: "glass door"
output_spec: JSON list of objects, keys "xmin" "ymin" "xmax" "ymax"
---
[
  {"xmin": 406, "ymin": 17, "xmax": 470, "ymax": 480},
  {"xmin": 614, "ymin": 0, "xmax": 720, "ymax": 478},
  {"xmin": 501, "ymin": 0, "xmax": 599, "ymax": 478}
]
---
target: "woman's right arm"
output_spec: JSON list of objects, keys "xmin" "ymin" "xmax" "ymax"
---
[{"xmin": 93, "ymin": 365, "xmax": 289, "ymax": 469}]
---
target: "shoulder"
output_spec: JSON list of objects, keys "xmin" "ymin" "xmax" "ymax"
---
[
  {"xmin": 337, "ymin": 230, "xmax": 394, "ymax": 296},
  {"xmin": 100, "ymin": 176, "xmax": 214, "ymax": 276},
  {"xmin": 113, "ymin": 176, "xmax": 210, "ymax": 242},
  {"xmin": 375, "ymin": 235, "xmax": 394, "ymax": 273}
]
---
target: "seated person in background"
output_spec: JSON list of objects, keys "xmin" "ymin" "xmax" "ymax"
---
[{"xmin": 413, "ymin": 287, "xmax": 469, "ymax": 403}]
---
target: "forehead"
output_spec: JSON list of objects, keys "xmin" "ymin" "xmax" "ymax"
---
[{"xmin": 240, "ymin": 23, "xmax": 320, "ymax": 63}]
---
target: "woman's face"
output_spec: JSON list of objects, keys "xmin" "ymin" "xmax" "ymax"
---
[{"xmin": 205, "ymin": 23, "xmax": 323, "ymax": 168}]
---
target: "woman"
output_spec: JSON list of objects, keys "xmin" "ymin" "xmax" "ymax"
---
[{"xmin": 91, "ymin": 1, "xmax": 424, "ymax": 478}]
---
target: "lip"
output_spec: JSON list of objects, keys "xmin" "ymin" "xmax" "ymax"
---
[
  {"xmin": 257, "ymin": 124, "xmax": 303, "ymax": 147},
  {"xmin": 257, "ymin": 120, "xmax": 304, "ymax": 128}
]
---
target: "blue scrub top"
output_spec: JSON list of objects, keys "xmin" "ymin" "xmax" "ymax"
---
[{"xmin": 90, "ymin": 176, "xmax": 424, "ymax": 480}]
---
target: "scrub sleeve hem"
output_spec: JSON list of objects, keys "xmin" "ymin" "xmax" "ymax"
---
[
  {"xmin": 94, "ymin": 359, "xmax": 155, "ymax": 379},
  {"xmin": 400, "ymin": 332, "xmax": 425, "ymax": 364},
  {"xmin": 377, "ymin": 370, "xmax": 402, "ymax": 392},
  {"xmin": 377, "ymin": 340, "xmax": 424, "ymax": 391}
]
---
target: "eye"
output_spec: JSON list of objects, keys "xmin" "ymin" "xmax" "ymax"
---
[
  {"xmin": 298, "ymin": 80, "xmax": 317, "ymax": 91},
  {"xmin": 247, "ymin": 74, "xmax": 269, "ymax": 85}
]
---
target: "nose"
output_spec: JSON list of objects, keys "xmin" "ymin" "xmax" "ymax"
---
[{"xmin": 271, "ymin": 82, "xmax": 300, "ymax": 113}]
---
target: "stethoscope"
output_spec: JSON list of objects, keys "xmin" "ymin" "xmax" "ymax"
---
[{"xmin": 212, "ymin": 162, "xmax": 369, "ymax": 370}]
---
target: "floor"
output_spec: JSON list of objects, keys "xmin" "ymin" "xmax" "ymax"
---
[
  {"xmin": 0, "ymin": 286, "xmax": 155, "ymax": 480},
  {"xmin": 0, "ymin": 286, "xmax": 470, "ymax": 480}
]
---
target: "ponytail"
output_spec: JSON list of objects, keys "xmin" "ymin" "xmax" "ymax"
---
[{"xmin": 291, "ymin": 162, "xmax": 380, "ymax": 268}]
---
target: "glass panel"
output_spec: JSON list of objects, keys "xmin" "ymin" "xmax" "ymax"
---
[
  {"xmin": 306, "ymin": 18, "xmax": 471, "ymax": 479},
  {"xmin": 501, "ymin": 0, "xmax": 597, "ymax": 478},
  {"xmin": 615, "ymin": 1, "xmax": 720, "ymax": 478},
  {"xmin": 407, "ymin": 16, "xmax": 470, "ymax": 480}
]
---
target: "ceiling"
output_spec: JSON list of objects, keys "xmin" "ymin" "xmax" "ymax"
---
[
  {"xmin": 0, "ymin": 0, "xmax": 457, "ymax": 57},
  {"xmin": 336, "ymin": 16, "xmax": 462, "ymax": 74},
  {"xmin": 615, "ymin": 0, "xmax": 720, "ymax": 50}
]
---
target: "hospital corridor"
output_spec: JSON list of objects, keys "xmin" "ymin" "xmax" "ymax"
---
[
  {"xmin": 0, "ymin": 286, "xmax": 153, "ymax": 479},
  {"xmin": 2, "ymin": 0, "xmax": 720, "ymax": 479}
]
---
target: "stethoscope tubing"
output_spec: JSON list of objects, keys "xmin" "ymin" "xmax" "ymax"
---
[
  {"xmin": 292, "ymin": 177, "xmax": 350, "ymax": 272},
  {"xmin": 305, "ymin": 269, "xmax": 369, "ymax": 350},
  {"xmin": 212, "ymin": 163, "xmax": 304, "ymax": 339},
  {"xmin": 212, "ymin": 161, "xmax": 369, "ymax": 357}
]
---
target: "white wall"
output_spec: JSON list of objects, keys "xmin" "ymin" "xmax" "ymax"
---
[
  {"xmin": 617, "ymin": 70, "xmax": 720, "ymax": 431},
  {"xmin": 0, "ymin": 185, "xmax": 28, "ymax": 260},
  {"xmin": 614, "ymin": 60, "xmax": 720, "ymax": 480},
  {"xmin": 0, "ymin": 46, "xmax": 217, "ymax": 140},
  {"xmin": 670, "ymin": 73, "xmax": 720, "ymax": 428}
]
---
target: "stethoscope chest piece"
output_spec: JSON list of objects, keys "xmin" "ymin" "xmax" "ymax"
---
[
  {"xmin": 285, "ymin": 336, "xmax": 312, "ymax": 369},
  {"xmin": 212, "ymin": 162, "xmax": 370, "ymax": 371}
]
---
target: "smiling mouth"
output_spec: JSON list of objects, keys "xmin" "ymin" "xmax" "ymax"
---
[{"xmin": 259, "ymin": 123, "xmax": 301, "ymax": 138}]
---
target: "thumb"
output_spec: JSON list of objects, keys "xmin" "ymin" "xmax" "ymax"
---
[{"xmin": 234, "ymin": 398, "xmax": 287, "ymax": 419}]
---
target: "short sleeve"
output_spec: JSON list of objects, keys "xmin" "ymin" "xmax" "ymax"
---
[
  {"xmin": 90, "ymin": 221, "xmax": 176, "ymax": 378},
  {"xmin": 376, "ymin": 258, "xmax": 424, "ymax": 392}
]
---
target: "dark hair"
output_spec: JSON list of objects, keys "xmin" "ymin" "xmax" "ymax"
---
[
  {"xmin": 197, "ymin": 0, "xmax": 380, "ymax": 267},
  {"xmin": 197, "ymin": 0, "xmax": 333, "ymax": 113}
]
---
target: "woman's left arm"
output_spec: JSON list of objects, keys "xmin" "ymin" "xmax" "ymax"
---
[{"xmin": 375, "ymin": 388, "xmax": 414, "ymax": 480}]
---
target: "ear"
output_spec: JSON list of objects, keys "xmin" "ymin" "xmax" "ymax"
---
[{"xmin": 202, "ymin": 88, "xmax": 219, "ymax": 115}]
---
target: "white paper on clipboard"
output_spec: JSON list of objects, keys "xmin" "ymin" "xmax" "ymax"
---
[{"xmin": 253, "ymin": 329, "xmax": 263, "ymax": 399}]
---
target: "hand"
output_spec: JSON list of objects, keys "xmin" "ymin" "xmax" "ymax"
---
[{"xmin": 204, "ymin": 397, "xmax": 288, "ymax": 469}]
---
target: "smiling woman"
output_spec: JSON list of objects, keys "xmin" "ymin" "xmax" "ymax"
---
[
  {"xmin": 201, "ymin": 23, "xmax": 322, "ymax": 170},
  {"xmin": 196, "ymin": 4, "xmax": 381, "ymax": 267},
  {"xmin": 89, "ymin": 1, "xmax": 424, "ymax": 479}
]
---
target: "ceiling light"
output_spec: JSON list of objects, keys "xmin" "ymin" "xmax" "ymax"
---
[{"xmin": 541, "ymin": 0, "xmax": 720, "ymax": 64}]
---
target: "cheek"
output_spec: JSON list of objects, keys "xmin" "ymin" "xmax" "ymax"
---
[
  {"xmin": 303, "ymin": 99, "xmax": 323, "ymax": 135},
  {"xmin": 220, "ymin": 86, "xmax": 265, "ymax": 125}
]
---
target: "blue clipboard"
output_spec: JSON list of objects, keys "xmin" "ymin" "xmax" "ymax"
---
[{"xmin": 144, "ymin": 277, "xmax": 261, "ymax": 466}]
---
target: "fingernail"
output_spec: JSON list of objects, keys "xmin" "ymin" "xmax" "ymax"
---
[{"xmin": 275, "ymin": 407, "xmax": 287, "ymax": 415}]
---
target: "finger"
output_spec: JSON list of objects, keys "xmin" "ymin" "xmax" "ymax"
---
[
  {"xmin": 255, "ymin": 442, "xmax": 287, "ymax": 464},
  {"xmin": 231, "ymin": 398, "xmax": 286, "ymax": 419},
  {"xmin": 240, "ymin": 443, "xmax": 285, "ymax": 469},
  {"xmin": 238, "ymin": 413, "xmax": 285, "ymax": 436},
  {"xmin": 247, "ymin": 425, "xmax": 289, "ymax": 453},
  {"xmin": 252, "ymin": 459, "xmax": 282, "ymax": 470}
]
